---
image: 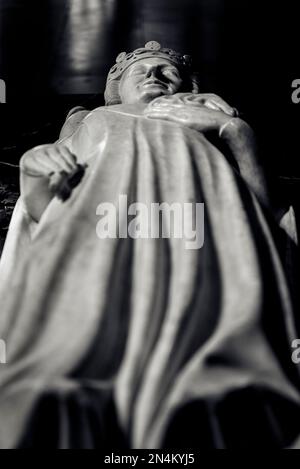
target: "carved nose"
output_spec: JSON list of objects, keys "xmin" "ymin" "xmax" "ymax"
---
[{"xmin": 146, "ymin": 68, "xmax": 157, "ymax": 79}]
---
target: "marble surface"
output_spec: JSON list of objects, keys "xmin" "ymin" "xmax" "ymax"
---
[{"xmin": 0, "ymin": 0, "xmax": 299, "ymax": 253}]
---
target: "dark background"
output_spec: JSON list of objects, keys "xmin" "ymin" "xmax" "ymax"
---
[{"xmin": 0, "ymin": 0, "xmax": 300, "ymax": 246}]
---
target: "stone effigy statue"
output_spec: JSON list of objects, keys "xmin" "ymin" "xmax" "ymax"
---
[{"xmin": 0, "ymin": 42, "xmax": 299, "ymax": 449}]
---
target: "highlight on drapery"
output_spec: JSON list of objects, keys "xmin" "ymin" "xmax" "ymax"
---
[{"xmin": 0, "ymin": 340, "xmax": 6, "ymax": 365}]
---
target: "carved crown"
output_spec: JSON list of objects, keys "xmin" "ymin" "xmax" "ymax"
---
[{"xmin": 107, "ymin": 41, "xmax": 192, "ymax": 83}]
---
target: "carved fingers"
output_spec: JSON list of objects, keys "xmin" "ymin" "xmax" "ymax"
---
[
  {"xmin": 20, "ymin": 144, "xmax": 78, "ymax": 178},
  {"xmin": 147, "ymin": 92, "xmax": 238, "ymax": 117}
]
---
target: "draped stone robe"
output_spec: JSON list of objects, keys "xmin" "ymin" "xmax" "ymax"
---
[{"xmin": 0, "ymin": 104, "xmax": 299, "ymax": 449}]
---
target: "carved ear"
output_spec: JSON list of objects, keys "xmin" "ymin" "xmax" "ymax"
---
[{"xmin": 190, "ymin": 73, "xmax": 200, "ymax": 94}]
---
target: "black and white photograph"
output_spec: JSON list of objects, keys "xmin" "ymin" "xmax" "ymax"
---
[{"xmin": 0, "ymin": 0, "xmax": 300, "ymax": 452}]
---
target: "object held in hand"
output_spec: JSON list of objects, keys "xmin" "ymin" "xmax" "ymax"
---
[{"xmin": 49, "ymin": 163, "xmax": 88, "ymax": 202}]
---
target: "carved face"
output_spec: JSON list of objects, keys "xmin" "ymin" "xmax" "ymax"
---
[{"xmin": 119, "ymin": 57, "xmax": 184, "ymax": 104}]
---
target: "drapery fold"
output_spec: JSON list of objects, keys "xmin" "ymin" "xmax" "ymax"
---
[{"xmin": 0, "ymin": 104, "xmax": 299, "ymax": 448}]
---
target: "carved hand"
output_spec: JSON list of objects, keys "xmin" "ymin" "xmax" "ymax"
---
[
  {"xmin": 20, "ymin": 144, "xmax": 80, "ymax": 221},
  {"xmin": 144, "ymin": 92, "xmax": 238, "ymax": 134},
  {"xmin": 20, "ymin": 144, "xmax": 78, "ymax": 180}
]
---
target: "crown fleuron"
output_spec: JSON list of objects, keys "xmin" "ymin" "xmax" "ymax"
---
[{"xmin": 107, "ymin": 41, "xmax": 192, "ymax": 83}]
